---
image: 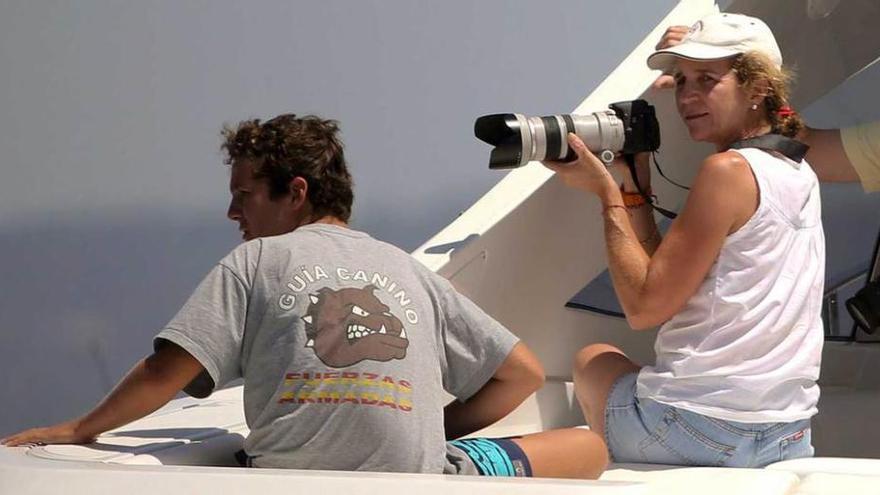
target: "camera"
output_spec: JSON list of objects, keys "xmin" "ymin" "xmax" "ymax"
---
[
  {"xmin": 474, "ymin": 99, "xmax": 661, "ymax": 169},
  {"xmin": 846, "ymin": 227, "xmax": 880, "ymax": 335},
  {"xmin": 847, "ymin": 282, "xmax": 880, "ymax": 335}
]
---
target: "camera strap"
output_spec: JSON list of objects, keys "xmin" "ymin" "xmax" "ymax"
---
[
  {"xmin": 624, "ymin": 154, "xmax": 679, "ymax": 220},
  {"xmin": 729, "ymin": 134, "xmax": 809, "ymax": 162},
  {"xmin": 626, "ymin": 134, "xmax": 809, "ymax": 220}
]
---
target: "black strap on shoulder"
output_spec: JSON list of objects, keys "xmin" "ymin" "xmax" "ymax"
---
[
  {"xmin": 729, "ymin": 134, "xmax": 810, "ymax": 162},
  {"xmin": 624, "ymin": 134, "xmax": 808, "ymax": 221}
]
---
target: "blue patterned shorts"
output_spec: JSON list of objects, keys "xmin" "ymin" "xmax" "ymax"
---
[{"xmin": 449, "ymin": 437, "xmax": 533, "ymax": 477}]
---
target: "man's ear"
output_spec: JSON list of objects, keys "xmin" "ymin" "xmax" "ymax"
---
[{"xmin": 289, "ymin": 176, "xmax": 309, "ymax": 209}]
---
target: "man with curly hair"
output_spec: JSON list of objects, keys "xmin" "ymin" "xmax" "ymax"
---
[{"xmin": 3, "ymin": 114, "xmax": 607, "ymax": 479}]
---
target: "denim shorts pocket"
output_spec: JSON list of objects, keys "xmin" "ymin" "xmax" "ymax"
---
[
  {"xmin": 703, "ymin": 415, "xmax": 783, "ymax": 439},
  {"xmin": 779, "ymin": 426, "xmax": 813, "ymax": 462},
  {"xmin": 638, "ymin": 408, "xmax": 736, "ymax": 466}
]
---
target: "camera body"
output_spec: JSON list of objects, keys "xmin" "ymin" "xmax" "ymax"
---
[
  {"xmin": 847, "ymin": 282, "xmax": 880, "ymax": 335},
  {"xmin": 609, "ymin": 100, "xmax": 661, "ymax": 157},
  {"xmin": 474, "ymin": 99, "xmax": 661, "ymax": 169},
  {"xmin": 846, "ymin": 226, "xmax": 880, "ymax": 335}
]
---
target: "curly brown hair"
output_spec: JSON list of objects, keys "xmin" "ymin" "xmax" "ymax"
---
[
  {"xmin": 731, "ymin": 52, "xmax": 804, "ymax": 138},
  {"xmin": 221, "ymin": 114, "xmax": 354, "ymax": 222}
]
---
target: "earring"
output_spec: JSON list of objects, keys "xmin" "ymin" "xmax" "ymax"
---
[{"xmin": 751, "ymin": 103, "xmax": 758, "ymax": 110}]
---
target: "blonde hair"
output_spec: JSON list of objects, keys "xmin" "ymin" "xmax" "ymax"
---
[{"xmin": 731, "ymin": 52, "xmax": 804, "ymax": 137}]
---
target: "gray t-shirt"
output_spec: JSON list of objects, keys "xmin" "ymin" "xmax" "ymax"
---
[{"xmin": 155, "ymin": 224, "xmax": 518, "ymax": 473}]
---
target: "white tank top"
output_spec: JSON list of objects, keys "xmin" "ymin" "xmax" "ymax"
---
[{"xmin": 637, "ymin": 147, "xmax": 825, "ymax": 423}]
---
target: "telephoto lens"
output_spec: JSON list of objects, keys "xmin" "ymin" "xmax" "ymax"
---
[{"xmin": 474, "ymin": 99, "xmax": 660, "ymax": 169}]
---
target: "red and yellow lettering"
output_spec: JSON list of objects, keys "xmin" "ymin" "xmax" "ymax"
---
[
  {"xmin": 317, "ymin": 390, "xmax": 341, "ymax": 404},
  {"xmin": 378, "ymin": 396, "xmax": 398, "ymax": 409}
]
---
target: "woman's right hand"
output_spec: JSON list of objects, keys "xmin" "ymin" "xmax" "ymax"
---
[
  {"xmin": 1, "ymin": 419, "xmax": 95, "ymax": 447},
  {"xmin": 542, "ymin": 134, "xmax": 619, "ymax": 201}
]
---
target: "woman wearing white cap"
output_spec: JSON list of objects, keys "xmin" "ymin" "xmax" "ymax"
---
[
  {"xmin": 544, "ymin": 13, "xmax": 824, "ymax": 467},
  {"xmin": 654, "ymin": 25, "xmax": 880, "ymax": 193}
]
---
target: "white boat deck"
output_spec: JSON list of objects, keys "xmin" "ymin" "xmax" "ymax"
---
[{"xmin": 4, "ymin": 380, "xmax": 879, "ymax": 494}]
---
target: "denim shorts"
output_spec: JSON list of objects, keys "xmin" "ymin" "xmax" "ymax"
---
[{"xmin": 605, "ymin": 372, "xmax": 813, "ymax": 468}]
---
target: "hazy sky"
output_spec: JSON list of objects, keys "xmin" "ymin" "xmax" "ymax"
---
[
  {"xmin": 0, "ymin": 0, "xmax": 678, "ymax": 250},
  {"xmin": 0, "ymin": 0, "xmax": 681, "ymax": 434}
]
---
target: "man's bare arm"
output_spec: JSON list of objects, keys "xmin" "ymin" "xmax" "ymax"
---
[
  {"xmin": 2, "ymin": 343, "xmax": 204, "ymax": 446},
  {"xmin": 443, "ymin": 342, "xmax": 544, "ymax": 440},
  {"xmin": 799, "ymin": 127, "xmax": 861, "ymax": 182}
]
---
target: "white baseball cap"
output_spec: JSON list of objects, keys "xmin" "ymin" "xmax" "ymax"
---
[{"xmin": 647, "ymin": 13, "xmax": 783, "ymax": 74}]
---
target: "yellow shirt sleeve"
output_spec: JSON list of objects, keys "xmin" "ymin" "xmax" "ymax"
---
[{"xmin": 840, "ymin": 121, "xmax": 880, "ymax": 193}]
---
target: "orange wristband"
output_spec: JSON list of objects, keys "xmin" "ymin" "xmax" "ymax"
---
[{"xmin": 620, "ymin": 184, "xmax": 651, "ymax": 208}]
